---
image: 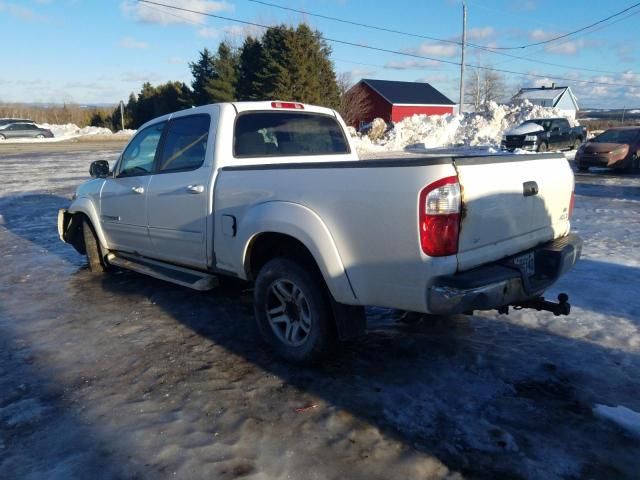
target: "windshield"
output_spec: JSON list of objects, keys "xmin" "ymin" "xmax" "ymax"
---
[
  {"xmin": 522, "ymin": 119, "xmax": 552, "ymax": 131},
  {"xmin": 593, "ymin": 129, "xmax": 640, "ymax": 144}
]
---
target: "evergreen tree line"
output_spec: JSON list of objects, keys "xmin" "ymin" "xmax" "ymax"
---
[{"xmin": 94, "ymin": 24, "xmax": 341, "ymax": 130}]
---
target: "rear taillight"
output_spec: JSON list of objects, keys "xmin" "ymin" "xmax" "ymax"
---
[{"xmin": 419, "ymin": 176, "xmax": 461, "ymax": 257}]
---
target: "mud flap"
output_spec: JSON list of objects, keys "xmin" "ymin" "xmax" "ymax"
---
[{"xmin": 330, "ymin": 299, "xmax": 366, "ymax": 341}]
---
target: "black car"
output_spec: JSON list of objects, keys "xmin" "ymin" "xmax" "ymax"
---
[{"xmin": 0, "ymin": 122, "xmax": 54, "ymax": 140}]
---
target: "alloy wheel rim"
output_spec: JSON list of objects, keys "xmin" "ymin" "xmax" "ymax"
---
[{"xmin": 266, "ymin": 279, "xmax": 312, "ymax": 347}]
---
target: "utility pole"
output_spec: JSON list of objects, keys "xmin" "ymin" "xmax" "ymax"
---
[
  {"xmin": 459, "ymin": 1, "xmax": 467, "ymax": 115},
  {"xmin": 119, "ymin": 100, "xmax": 125, "ymax": 131},
  {"xmin": 621, "ymin": 106, "xmax": 626, "ymax": 124}
]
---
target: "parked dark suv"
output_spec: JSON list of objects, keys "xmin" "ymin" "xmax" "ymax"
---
[{"xmin": 0, "ymin": 122, "xmax": 54, "ymax": 140}]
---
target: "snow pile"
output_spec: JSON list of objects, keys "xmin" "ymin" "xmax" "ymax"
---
[
  {"xmin": 38, "ymin": 123, "xmax": 114, "ymax": 138},
  {"xmin": 353, "ymin": 99, "xmax": 577, "ymax": 154},
  {"xmin": 593, "ymin": 404, "xmax": 640, "ymax": 438}
]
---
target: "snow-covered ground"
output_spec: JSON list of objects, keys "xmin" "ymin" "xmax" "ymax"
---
[
  {"xmin": 353, "ymin": 100, "xmax": 578, "ymax": 155},
  {"xmin": 0, "ymin": 123, "xmax": 135, "ymax": 143},
  {"xmin": 0, "ymin": 148, "xmax": 639, "ymax": 479}
]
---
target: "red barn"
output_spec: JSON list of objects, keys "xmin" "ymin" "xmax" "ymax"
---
[{"xmin": 343, "ymin": 78, "xmax": 456, "ymax": 128}]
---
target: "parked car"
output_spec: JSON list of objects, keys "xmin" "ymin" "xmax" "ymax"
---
[
  {"xmin": 58, "ymin": 101, "xmax": 582, "ymax": 363},
  {"xmin": 501, "ymin": 117, "xmax": 587, "ymax": 152},
  {"xmin": 0, "ymin": 117, "xmax": 35, "ymax": 127},
  {"xmin": 0, "ymin": 122, "xmax": 53, "ymax": 140},
  {"xmin": 575, "ymin": 127, "xmax": 640, "ymax": 172}
]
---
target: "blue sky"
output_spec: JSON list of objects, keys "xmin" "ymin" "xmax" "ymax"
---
[{"xmin": 1, "ymin": 0, "xmax": 639, "ymax": 108}]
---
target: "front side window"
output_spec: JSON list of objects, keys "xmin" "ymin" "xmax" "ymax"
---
[
  {"xmin": 158, "ymin": 115, "xmax": 210, "ymax": 172},
  {"xmin": 234, "ymin": 112, "xmax": 350, "ymax": 158},
  {"xmin": 118, "ymin": 122, "xmax": 165, "ymax": 177}
]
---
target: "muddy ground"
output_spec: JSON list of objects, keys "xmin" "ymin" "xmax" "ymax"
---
[{"xmin": 0, "ymin": 145, "xmax": 639, "ymax": 479}]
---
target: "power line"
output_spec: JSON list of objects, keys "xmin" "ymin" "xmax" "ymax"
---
[
  {"xmin": 245, "ymin": 0, "xmax": 637, "ymax": 76},
  {"xmin": 135, "ymin": 0, "xmax": 640, "ymax": 88},
  {"xmin": 488, "ymin": 2, "xmax": 640, "ymax": 49}
]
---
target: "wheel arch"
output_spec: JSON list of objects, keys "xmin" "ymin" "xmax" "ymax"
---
[
  {"xmin": 236, "ymin": 201, "xmax": 357, "ymax": 305},
  {"xmin": 67, "ymin": 198, "xmax": 109, "ymax": 251}
]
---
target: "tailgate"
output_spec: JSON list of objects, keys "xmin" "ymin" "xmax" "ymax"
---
[{"xmin": 454, "ymin": 154, "xmax": 574, "ymax": 271}]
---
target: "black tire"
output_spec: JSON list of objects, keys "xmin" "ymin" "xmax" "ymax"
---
[
  {"xmin": 36, "ymin": 134, "xmax": 45, "ymax": 139},
  {"xmin": 537, "ymin": 142, "xmax": 548, "ymax": 153},
  {"xmin": 254, "ymin": 257, "xmax": 335, "ymax": 364},
  {"xmin": 82, "ymin": 219, "xmax": 108, "ymax": 273},
  {"xmin": 0, "ymin": 134, "xmax": 5, "ymax": 141}
]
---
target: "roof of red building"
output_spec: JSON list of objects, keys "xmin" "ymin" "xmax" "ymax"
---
[{"xmin": 361, "ymin": 79, "xmax": 455, "ymax": 106}]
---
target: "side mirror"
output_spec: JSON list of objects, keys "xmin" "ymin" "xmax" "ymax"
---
[{"xmin": 89, "ymin": 160, "xmax": 110, "ymax": 178}]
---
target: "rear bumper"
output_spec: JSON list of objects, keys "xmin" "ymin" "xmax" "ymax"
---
[{"xmin": 428, "ymin": 234, "xmax": 582, "ymax": 315}]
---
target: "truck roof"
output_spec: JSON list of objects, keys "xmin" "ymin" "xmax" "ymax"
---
[{"xmin": 137, "ymin": 101, "xmax": 338, "ymax": 132}]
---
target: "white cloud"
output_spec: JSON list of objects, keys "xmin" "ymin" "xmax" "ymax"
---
[
  {"xmin": 197, "ymin": 27, "xmax": 219, "ymax": 38},
  {"xmin": 385, "ymin": 59, "xmax": 440, "ymax": 70},
  {"xmin": 467, "ymin": 27, "xmax": 494, "ymax": 41},
  {"xmin": 414, "ymin": 42, "xmax": 459, "ymax": 58},
  {"xmin": 121, "ymin": 0, "xmax": 233, "ymax": 26},
  {"xmin": 545, "ymin": 39, "xmax": 586, "ymax": 55},
  {"xmin": 119, "ymin": 37, "xmax": 149, "ymax": 49},
  {"xmin": 0, "ymin": 1, "xmax": 46, "ymax": 21},
  {"xmin": 167, "ymin": 56, "xmax": 186, "ymax": 65}
]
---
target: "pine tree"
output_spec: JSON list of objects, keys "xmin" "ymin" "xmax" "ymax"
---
[
  {"xmin": 205, "ymin": 42, "xmax": 239, "ymax": 103},
  {"xmin": 237, "ymin": 36, "xmax": 265, "ymax": 100},
  {"xmin": 189, "ymin": 48, "xmax": 217, "ymax": 106},
  {"xmin": 255, "ymin": 24, "xmax": 340, "ymax": 109}
]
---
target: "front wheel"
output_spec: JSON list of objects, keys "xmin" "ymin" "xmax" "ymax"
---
[
  {"xmin": 82, "ymin": 219, "xmax": 109, "ymax": 273},
  {"xmin": 254, "ymin": 258, "xmax": 335, "ymax": 364},
  {"xmin": 537, "ymin": 142, "xmax": 548, "ymax": 153},
  {"xmin": 36, "ymin": 134, "xmax": 45, "ymax": 139},
  {"xmin": 0, "ymin": 134, "xmax": 5, "ymax": 141}
]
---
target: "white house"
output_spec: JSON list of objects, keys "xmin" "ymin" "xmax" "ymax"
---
[{"xmin": 512, "ymin": 84, "xmax": 579, "ymax": 119}]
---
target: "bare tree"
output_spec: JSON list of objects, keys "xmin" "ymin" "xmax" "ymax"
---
[
  {"xmin": 466, "ymin": 66, "xmax": 506, "ymax": 111},
  {"xmin": 338, "ymin": 80, "xmax": 376, "ymax": 128}
]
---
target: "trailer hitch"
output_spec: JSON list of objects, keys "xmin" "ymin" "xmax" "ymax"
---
[{"xmin": 498, "ymin": 293, "xmax": 571, "ymax": 316}]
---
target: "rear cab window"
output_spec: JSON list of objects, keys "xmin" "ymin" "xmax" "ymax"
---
[{"xmin": 233, "ymin": 112, "xmax": 350, "ymax": 158}]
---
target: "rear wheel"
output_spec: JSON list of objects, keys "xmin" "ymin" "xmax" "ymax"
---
[
  {"xmin": 254, "ymin": 257, "xmax": 335, "ymax": 364},
  {"xmin": 537, "ymin": 142, "xmax": 548, "ymax": 153},
  {"xmin": 82, "ymin": 219, "xmax": 109, "ymax": 273},
  {"xmin": 36, "ymin": 134, "xmax": 45, "ymax": 139},
  {"xmin": 0, "ymin": 134, "xmax": 5, "ymax": 141}
]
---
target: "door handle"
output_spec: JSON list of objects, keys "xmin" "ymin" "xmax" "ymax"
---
[
  {"xmin": 131, "ymin": 186, "xmax": 145, "ymax": 194},
  {"xmin": 187, "ymin": 184, "xmax": 204, "ymax": 194}
]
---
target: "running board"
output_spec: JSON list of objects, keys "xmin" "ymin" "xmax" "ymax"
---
[{"xmin": 106, "ymin": 253, "xmax": 218, "ymax": 291}]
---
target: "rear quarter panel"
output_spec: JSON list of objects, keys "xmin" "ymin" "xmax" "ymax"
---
[{"xmin": 214, "ymin": 160, "xmax": 458, "ymax": 312}]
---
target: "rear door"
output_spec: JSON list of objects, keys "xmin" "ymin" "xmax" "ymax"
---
[
  {"xmin": 146, "ymin": 113, "xmax": 214, "ymax": 269},
  {"xmin": 100, "ymin": 121, "xmax": 165, "ymax": 256},
  {"xmin": 455, "ymin": 155, "xmax": 574, "ymax": 271}
]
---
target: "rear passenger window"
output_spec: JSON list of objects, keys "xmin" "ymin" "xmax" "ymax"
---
[
  {"xmin": 158, "ymin": 115, "xmax": 210, "ymax": 172},
  {"xmin": 234, "ymin": 112, "xmax": 350, "ymax": 158}
]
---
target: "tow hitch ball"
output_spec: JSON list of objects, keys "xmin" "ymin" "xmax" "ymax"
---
[{"xmin": 498, "ymin": 293, "xmax": 571, "ymax": 316}]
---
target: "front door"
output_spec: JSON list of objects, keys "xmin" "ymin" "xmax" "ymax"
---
[
  {"xmin": 100, "ymin": 121, "xmax": 165, "ymax": 256},
  {"xmin": 146, "ymin": 114, "xmax": 212, "ymax": 269}
]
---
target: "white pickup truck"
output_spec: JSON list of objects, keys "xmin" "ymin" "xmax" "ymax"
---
[{"xmin": 59, "ymin": 101, "xmax": 582, "ymax": 363}]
